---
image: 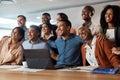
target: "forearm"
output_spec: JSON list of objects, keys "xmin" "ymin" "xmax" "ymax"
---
[{"xmin": 51, "ymin": 53, "xmax": 58, "ymax": 61}]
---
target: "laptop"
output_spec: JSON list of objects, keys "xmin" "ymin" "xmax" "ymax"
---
[{"xmin": 23, "ymin": 49, "xmax": 54, "ymax": 69}]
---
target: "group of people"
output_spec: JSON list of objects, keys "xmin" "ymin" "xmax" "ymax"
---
[{"xmin": 0, "ymin": 4, "xmax": 120, "ymax": 69}]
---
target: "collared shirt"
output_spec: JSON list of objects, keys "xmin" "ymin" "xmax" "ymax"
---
[
  {"xmin": 22, "ymin": 39, "xmax": 48, "ymax": 49},
  {"xmin": 22, "ymin": 27, "xmax": 28, "ymax": 40},
  {"xmin": 48, "ymin": 34, "xmax": 83, "ymax": 66},
  {"xmin": 89, "ymin": 22, "xmax": 102, "ymax": 36},
  {"xmin": 85, "ymin": 36, "xmax": 98, "ymax": 66}
]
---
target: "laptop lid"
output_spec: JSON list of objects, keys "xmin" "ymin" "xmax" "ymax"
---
[{"xmin": 24, "ymin": 49, "xmax": 54, "ymax": 69}]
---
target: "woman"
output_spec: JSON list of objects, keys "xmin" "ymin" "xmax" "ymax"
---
[
  {"xmin": 0, "ymin": 27, "xmax": 24, "ymax": 65},
  {"xmin": 41, "ymin": 23, "xmax": 56, "ymax": 42},
  {"xmin": 100, "ymin": 5, "xmax": 120, "ymax": 47},
  {"xmin": 78, "ymin": 27, "xmax": 120, "ymax": 68},
  {"xmin": 41, "ymin": 23, "xmax": 57, "ymax": 65}
]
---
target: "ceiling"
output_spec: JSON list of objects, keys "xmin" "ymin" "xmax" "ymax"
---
[{"xmin": 0, "ymin": 0, "xmax": 118, "ymax": 24}]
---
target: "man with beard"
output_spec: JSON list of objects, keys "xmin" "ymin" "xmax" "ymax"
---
[
  {"xmin": 48, "ymin": 20, "xmax": 83, "ymax": 68},
  {"xmin": 17, "ymin": 15, "xmax": 28, "ymax": 41}
]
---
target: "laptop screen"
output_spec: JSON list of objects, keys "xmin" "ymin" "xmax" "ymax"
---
[{"xmin": 24, "ymin": 49, "xmax": 54, "ymax": 69}]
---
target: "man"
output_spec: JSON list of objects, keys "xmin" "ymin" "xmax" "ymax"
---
[
  {"xmin": 40, "ymin": 13, "xmax": 57, "ymax": 39},
  {"xmin": 56, "ymin": 13, "xmax": 76, "ymax": 35},
  {"xmin": 78, "ymin": 27, "xmax": 120, "ymax": 68},
  {"xmin": 17, "ymin": 15, "xmax": 28, "ymax": 40},
  {"xmin": 81, "ymin": 6, "xmax": 102, "ymax": 36},
  {"xmin": 22, "ymin": 25, "xmax": 48, "ymax": 49},
  {"xmin": 2, "ymin": 15, "xmax": 28, "ymax": 41},
  {"xmin": 48, "ymin": 20, "xmax": 83, "ymax": 68}
]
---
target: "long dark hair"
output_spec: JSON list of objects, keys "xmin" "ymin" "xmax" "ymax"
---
[
  {"xmin": 12, "ymin": 27, "xmax": 25, "ymax": 41},
  {"xmin": 100, "ymin": 5, "xmax": 120, "ymax": 34}
]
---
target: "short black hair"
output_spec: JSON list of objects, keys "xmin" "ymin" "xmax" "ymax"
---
[
  {"xmin": 17, "ymin": 15, "xmax": 26, "ymax": 21},
  {"xmin": 60, "ymin": 20, "xmax": 72, "ymax": 28},
  {"xmin": 83, "ymin": 6, "xmax": 95, "ymax": 14},
  {"xmin": 42, "ymin": 13, "xmax": 51, "ymax": 17},
  {"xmin": 57, "ymin": 13, "xmax": 68, "ymax": 20}
]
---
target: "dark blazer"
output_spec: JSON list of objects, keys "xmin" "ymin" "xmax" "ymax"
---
[{"xmin": 115, "ymin": 26, "xmax": 120, "ymax": 47}]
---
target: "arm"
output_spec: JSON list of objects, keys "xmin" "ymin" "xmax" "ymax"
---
[
  {"xmin": 50, "ymin": 52, "xmax": 58, "ymax": 60},
  {"xmin": 11, "ymin": 46, "xmax": 23, "ymax": 65},
  {"xmin": 47, "ymin": 40, "xmax": 57, "ymax": 49},
  {"xmin": 103, "ymin": 40, "xmax": 120, "ymax": 68}
]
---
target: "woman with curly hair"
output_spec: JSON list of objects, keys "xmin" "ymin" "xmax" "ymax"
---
[{"xmin": 100, "ymin": 5, "xmax": 120, "ymax": 47}]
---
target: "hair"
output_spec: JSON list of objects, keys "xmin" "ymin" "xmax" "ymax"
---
[
  {"xmin": 100, "ymin": 5, "xmax": 120, "ymax": 34},
  {"xmin": 78, "ymin": 26, "xmax": 91, "ymax": 33},
  {"xmin": 30, "ymin": 25, "xmax": 41, "ymax": 32},
  {"xmin": 30, "ymin": 25, "xmax": 41, "ymax": 37},
  {"xmin": 12, "ymin": 27, "xmax": 25, "ymax": 42},
  {"xmin": 78, "ymin": 26, "xmax": 93, "ymax": 40},
  {"xmin": 42, "ymin": 13, "xmax": 51, "ymax": 17},
  {"xmin": 17, "ymin": 15, "xmax": 26, "ymax": 21},
  {"xmin": 60, "ymin": 20, "xmax": 72, "ymax": 28},
  {"xmin": 83, "ymin": 6, "xmax": 95, "ymax": 15},
  {"xmin": 42, "ymin": 23, "xmax": 52, "ymax": 31},
  {"xmin": 57, "ymin": 13, "xmax": 68, "ymax": 20}
]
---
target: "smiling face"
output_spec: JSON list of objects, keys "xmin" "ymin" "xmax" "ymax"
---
[
  {"xmin": 78, "ymin": 27, "xmax": 92, "ymax": 41},
  {"xmin": 42, "ymin": 24, "xmax": 51, "ymax": 34},
  {"xmin": 57, "ymin": 21, "xmax": 70, "ymax": 36},
  {"xmin": 11, "ymin": 28, "xmax": 22, "ymax": 42},
  {"xmin": 28, "ymin": 28, "xmax": 40, "ymax": 42},
  {"xmin": 82, "ymin": 7, "xmax": 93, "ymax": 21},
  {"xmin": 105, "ymin": 8, "xmax": 114, "ymax": 23},
  {"xmin": 17, "ymin": 16, "xmax": 26, "ymax": 27},
  {"xmin": 42, "ymin": 15, "xmax": 51, "ymax": 24}
]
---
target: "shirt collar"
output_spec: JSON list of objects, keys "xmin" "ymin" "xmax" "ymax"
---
[
  {"xmin": 29, "ymin": 38, "xmax": 42, "ymax": 44},
  {"xmin": 61, "ymin": 34, "xmax": 75, "ymax": 40}
]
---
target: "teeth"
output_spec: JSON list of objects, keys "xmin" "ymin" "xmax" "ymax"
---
[{"xmin": 82, "ymin": 14, "xmax": 85, "ymax": 16}]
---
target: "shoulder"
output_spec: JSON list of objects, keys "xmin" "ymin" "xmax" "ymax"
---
[
  {"xmin": 22, "ymin": 40, "xmax": 30, "ymax": 45},
  {"xmin": 96, "ymin": 38, "xmax": 112, "ymax": 48},
  {"xmin": 0, "ymin": 37, "xmax": 10, "ymax": 43},
  {"xmin": 91, "ymin": 22, "xmax": 101, "ymax": 28},
  {"xmin": 81, "ymin": 43, "xmax": 86, "ymax": 49},
  {"xmin": 22, "ymin": 40, "xmax": 29, "ymax": 43}
]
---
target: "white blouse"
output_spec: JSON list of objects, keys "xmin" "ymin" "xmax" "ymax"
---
[
  {"xmin": 85, "ymin": 36, "xmax": 98, "ymax": 66},
  {"xmin": 106, "ymin": 29, "xmax": 115, "ymax": 44}
]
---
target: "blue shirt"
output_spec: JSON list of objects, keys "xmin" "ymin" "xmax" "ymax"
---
[
  {"xmin": 48, "ymin": 34, "xmax": 83, "ymax": 66},
  {"xmin": 22, "ymin": 39, "xmax": 48, "ymax": 49}
]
